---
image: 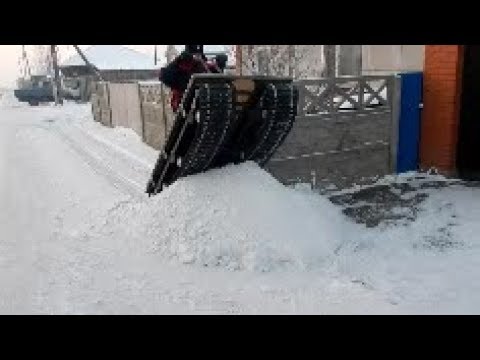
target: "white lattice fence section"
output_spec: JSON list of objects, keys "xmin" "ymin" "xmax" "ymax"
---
[{"xmin": 298, "ymin": 76, "xmax": 393, "ymax": 116}]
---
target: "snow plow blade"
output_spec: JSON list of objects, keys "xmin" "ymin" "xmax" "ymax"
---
[{"xmin": 146, "ymin": 74, "xmax": 299, "ymax": 196}]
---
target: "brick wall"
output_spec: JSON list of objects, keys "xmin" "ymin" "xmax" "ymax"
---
[{"xmin": 420, "ymin": 45, "xmax": 464, "ymax": 173}]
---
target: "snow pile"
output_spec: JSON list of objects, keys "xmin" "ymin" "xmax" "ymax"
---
[
  {"xmin": 0, "ymin": 89, "xmax": 26, "ymax": 108},
  {"xmin": 93, "ymin": 162, "xmax": 351, "ymax": 272}
]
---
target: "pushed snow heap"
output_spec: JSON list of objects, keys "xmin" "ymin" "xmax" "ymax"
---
[
  {"xmin": 106, "ymin": 162, "xmax": 351, "ymax": 272},
  {"xmin": 0, "ymin": 90, "xmax": 25, "ymax": 108}
]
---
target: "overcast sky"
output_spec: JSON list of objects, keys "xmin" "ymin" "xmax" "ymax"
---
[{"xmin": 0, "ymin": 45, "xmax": 167, "ymax": 88}]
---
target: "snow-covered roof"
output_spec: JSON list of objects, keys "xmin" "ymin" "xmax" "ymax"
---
[
  {"xmin": 172, "ymin": 45, "xmax": 235, "ymax": 66},
  {"xmin": 61, "ymin": 45, "xmax": 157, "ymax": 70},
  {"xmin": 174, "ymin": 45, "xmax": 229, "ymax": 54}
]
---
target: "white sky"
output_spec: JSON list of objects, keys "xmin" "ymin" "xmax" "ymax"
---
[{"xmin": 0, "ymin": 45, "xmax": 167, "ymax": 88}]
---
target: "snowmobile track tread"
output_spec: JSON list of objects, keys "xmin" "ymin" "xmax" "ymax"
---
[
  {"xmin": 147, "ymin": 75, "xmax": 298, "ymax": 196},
  {"xmin": 249, "ymin": 83, "xmax": 298, "ymax": 165}
]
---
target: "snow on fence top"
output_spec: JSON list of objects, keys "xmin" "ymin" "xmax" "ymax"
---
[{"xmin": 61, "ymin": 45, "xmax": 157, "ymax": 70}]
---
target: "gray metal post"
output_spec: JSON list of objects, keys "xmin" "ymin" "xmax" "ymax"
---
[
  {"xmin": 50, "ymin": 45, "xmax": 63, "ymax": 105},
  {"xmin": 390, "ymin": 74, "xmax": 402, "ymax": 173},
  {"xmin": 324, "ymin": 45, "xmax": 337, "ymax": 78}
]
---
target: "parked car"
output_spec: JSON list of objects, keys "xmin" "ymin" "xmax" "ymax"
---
[{"xmin": 14, "ymin": 75, "xmax": 55, "ymax": 106}]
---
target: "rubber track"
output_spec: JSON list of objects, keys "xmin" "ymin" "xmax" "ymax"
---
[
  {"xmin": 150, "ymin": 83, "xmax": 234, "ymax": 194},
  {"xmin": 248, "ymin": 83, "xmax": 298, "ymax": 166},
  {"xmin": 177, "ymin": 83, "xmax": 234, "ymax": 177},
  {"xmin": 148, "ymin": 78, "xmax": 298, "ymax": 196}
]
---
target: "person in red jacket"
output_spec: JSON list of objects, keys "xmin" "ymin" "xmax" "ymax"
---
[{"xmin": 159, "ymin": 45, "xmax": 228, "ymax": 112}]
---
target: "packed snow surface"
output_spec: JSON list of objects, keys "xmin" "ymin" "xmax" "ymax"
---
[{"xmin": 2, "ymin": 101, "xmax": 480, "ymax": 314}]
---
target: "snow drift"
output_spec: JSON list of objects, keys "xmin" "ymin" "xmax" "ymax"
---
[
  {"xmin": 91, "ymin": 162, "xmax": 352, "ymax": 272},
  {"xmin": 0, "ymin": 89, "xmax": 26, "ymax": 108}
]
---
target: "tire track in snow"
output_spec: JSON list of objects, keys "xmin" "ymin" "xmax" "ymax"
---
[
  {"xmin": 71, "ymin": 123, "xmax": 154, "ymax": 170},
  {"xmin": 52, "ymin": 124, "xmax": 147, "ymax": 199}
]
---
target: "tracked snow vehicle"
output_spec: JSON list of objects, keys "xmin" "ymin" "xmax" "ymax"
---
[{"xmin": 146, "ymin": 74, "xmax": 298, "ymax": 196}]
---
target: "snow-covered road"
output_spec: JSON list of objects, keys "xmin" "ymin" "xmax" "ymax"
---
[{"xmin": 1, "ymin": 95, "xmax": 480, "ymax": 314}]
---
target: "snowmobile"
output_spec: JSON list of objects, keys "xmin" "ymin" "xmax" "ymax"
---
[{"xmin": 146, "ymin": 73, "xmax": 299, "ymax": 196}]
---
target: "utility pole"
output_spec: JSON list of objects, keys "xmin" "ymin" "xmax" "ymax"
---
[
  {"xmin": 324, "ymin": 45, "xmax": 337, "ymax": 78},
  {"xmin": 154, "ymin": 45, "xmax": 158, "ymax": 66},
  {"xmin": 288, "ymin": 45, "xmax": 295, "ymax": 78},
  {"xmin": 20, "ymin": 45, "xmax": 32, "ymax": 78},
  {"xmin": 50, "ymin": 45, "xmax": 63, "ymax": 105},
  {"xmin": 235, "ymin": 45, "xmax": 242, "ymax": 75}
]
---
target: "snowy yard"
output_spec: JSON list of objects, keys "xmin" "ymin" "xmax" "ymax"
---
[{"xmin": 1, "ymin": 91, "xmax": 480, "ymax": 314}]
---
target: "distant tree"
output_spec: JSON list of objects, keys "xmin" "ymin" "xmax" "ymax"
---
[
  {"xmin": 32, "ymin": 45, "xmax": 53, "ymax": 76},
  {"xmin": 165, "ymin": 45, "xmax": 179, "ymax": 63},
  {"xmin": 18, "ymin": 45, "xmax": 32, "ymax": 79},
  {"xmin": 238, "ymin": 45, "xmax": 326, "ymax": 79}
]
